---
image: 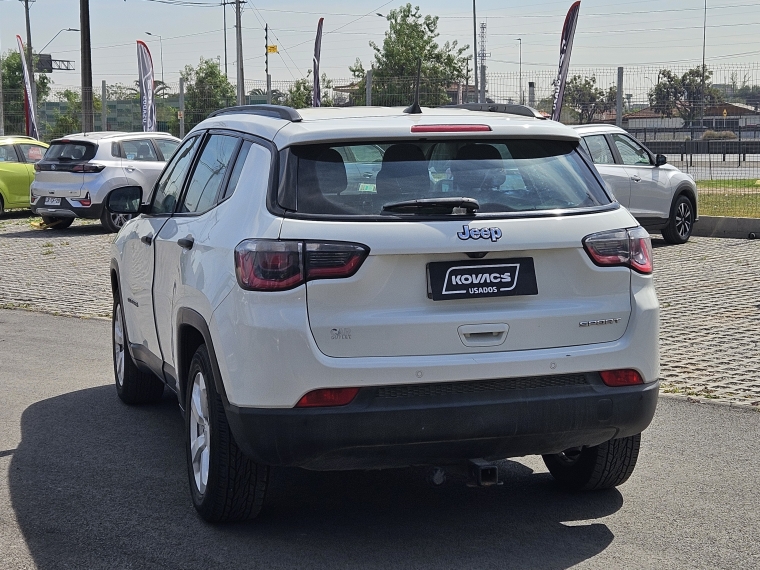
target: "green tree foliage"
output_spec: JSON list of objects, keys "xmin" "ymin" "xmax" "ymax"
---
[
  {"xmin": 45, "ymin": 89, "xmax": 102, "ymax": 140},
  {"xmin": 180, "ymin": 57, "xmax": 235, "ymax": 131},
  {"xmin": 1, "ymin": 50, "xmax": 51, "ymax": 135},
  {"xmin": 562, "ymin": 75, "xmax": 616, "ymax": 124},
  {"xmin": 648, "ymin": 66, "xmax": 724, "ymax": 125},
  {"xmin": 349, "ymin": 4, "xmax": 469, "ymax": 106},
  {"xmin": 279, "ymin": 71, "xmax": 333, "ymax": 109}
]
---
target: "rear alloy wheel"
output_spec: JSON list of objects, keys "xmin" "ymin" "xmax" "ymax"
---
[
  {"xmin": 101, "ymin": 207, "xmax": 133, "ymax": 233},
  {"xmin": 662, "ymin": 195, "xmax": 694, "ymax": 244},
  {"xmin": 186, "ymin": 344, "xmax": 268, "ymax": 523},
  {"xmin": 112, "ymin": 297, "xmax": 164, "ymax": 405},
  {"xmin": 542, "ymin": 433, "xmax": 641, "ymax": 491},
  {"xmin": 40, "ymin": 215, "xmax": 74, "ymax": 230}
]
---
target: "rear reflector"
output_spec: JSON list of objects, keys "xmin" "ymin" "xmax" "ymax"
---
[
  {"xmin": 295, "ymin": 387, "xmax": 360, "ymax": 408},
  {"xmin": 411, "ymin": 124, "xmax": 492, "ymax": 133},
  {"xmin": 600, "ymin": 369, "xmax": 644, "ymax": 387}
]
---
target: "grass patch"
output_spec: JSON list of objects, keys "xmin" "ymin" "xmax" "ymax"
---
[{"xmin": 697, "ymin": 179, "xmax": 760, "ymax": 217}]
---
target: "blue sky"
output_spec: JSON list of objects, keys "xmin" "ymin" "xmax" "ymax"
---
[{"xmin": 1, "ymin": 0, "xmax": 758, "ymax": 88}]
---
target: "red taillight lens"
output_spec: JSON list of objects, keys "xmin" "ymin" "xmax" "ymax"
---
[
  {"xmin": 295, "ymin": 387, "xmax": 360, "ymax": 407},
  {"xmin": 410, "ymin": 124, "xmax": 491, "ymax": 133},
  {"xmin": 234, "ymin": 240, "xmax": 369, "ymax": 291},
  {"xmin": 71, "ymin": 163, "xmax": 105, "ymax": 173},
  {"xmin": 600, "ymin": 369, "xmax": 644, "ymax": 387},
  {"xmin": 583, "ymin": 227, "xmax": 653, "ymax": 274}
]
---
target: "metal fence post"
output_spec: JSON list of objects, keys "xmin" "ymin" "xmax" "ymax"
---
[
  {"xmin": 266, "ymin": 74, "xmax": 272, "ymax": 105},
  {"xmin": 179, "ymin": 77, "xmax": 185, "ymax": 138},
  {"xmin": 479, "ymin": 64, "xmax": 486, "ymax": 104},
  {"xmin": 366, "ymin": 69, "xmax": 372, "ymax": 106},
  {"xmin": 101, "ymin": 80, "xmax": 107, "ymax": 131},
  {"xmin": 616, "ymin": 67, "xmax": 623, "ymax": 128}
]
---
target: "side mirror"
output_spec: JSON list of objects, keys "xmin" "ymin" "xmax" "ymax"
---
[
  {"xmin": 107, "ymin": 186, "xmax": 143, "ymax": 214},
  {"xmin": 655, "ymin": 154, "xmax": 667, "ymax": 166}
]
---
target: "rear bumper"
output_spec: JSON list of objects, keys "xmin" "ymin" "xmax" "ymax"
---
[
  {"xmin": 225, "ymin": 375, "xmax": 659, "ymax": 470},
  {"xmin": 31, "ymin": 198, "xmax": 104, "ymax": 219}
]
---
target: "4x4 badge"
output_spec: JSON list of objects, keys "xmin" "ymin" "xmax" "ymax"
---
[{"xmin": 457, "ymin": 225, "xmax": 502, "ymax": 242}]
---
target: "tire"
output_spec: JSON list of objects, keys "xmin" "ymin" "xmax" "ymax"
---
[
  {"xmin": 542, "ymin": 433, "xmax": 641, "ymax": 491},
  {"xmin": 101, "ymin": 206, "xmax": 134, "ymax": 233},
  {"xmin": 0, "ymin": 195, "xmax": 5, "ymax": 216},
  {"xmin": 112, "ymin": 297, "xmax": 165, "ymax": 405},
  {"xmin": 661, "ymin": 194, "xmax": 694, "ymax": 244},
  {"xmin": 40, "ymin": 215, "xmax": 74, "ymax": 230},
  {"xmin": 185, "ymin": 344, "xmax": 269, "ymax": 523}
]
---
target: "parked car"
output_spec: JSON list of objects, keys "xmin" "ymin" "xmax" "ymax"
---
[
  {"xmin": 0, "ymin": 136, "xmax": 48, "ymax": 215},
  {"xmin": 108, "ymin": 104, "xmax": 659, "ymax": 523},
  {"xmin": 573, "ymin": 124, "xmax": 698, "ymax": 244},
  {"xmin": 30, "ymin": 131, "xmax": 181, "ymax": 231}
]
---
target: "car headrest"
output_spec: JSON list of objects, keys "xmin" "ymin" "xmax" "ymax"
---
[
  {"xmin": 376, "ymin": 144, "xmax": 429, "ymax": 197},
  {"xmin": 451, "ymin": 144, "xmax": 505, "ymax": 191},
  {"xmin": 314, "ymin": 148, "xmax": 347, "ymax": 194}
]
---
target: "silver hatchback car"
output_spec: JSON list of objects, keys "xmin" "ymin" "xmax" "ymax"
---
[{"xmin": 31, "ymin": 132, "xmax": 180, "ymax": 231}]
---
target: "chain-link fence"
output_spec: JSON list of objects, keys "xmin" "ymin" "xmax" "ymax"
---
[{"xmin": 4, "ymin": 63, "xmax": 760, "ymax": 217}]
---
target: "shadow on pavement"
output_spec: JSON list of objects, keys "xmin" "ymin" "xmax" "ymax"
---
[
  {"xmin": 11, "ymin": 386, "xmax": 623, "ymax": 569},
  {"xmin": 0, "ymin": 223, "xmax": 110, "ymax": 240}
]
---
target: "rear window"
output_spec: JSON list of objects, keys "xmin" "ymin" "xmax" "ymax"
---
[
  {"xmin": 44, "ymin": 141, "xmax": 97, "ymax": 162},
  {"xmin": 282, "ymin": 139, "xmax": 610, "ymax": 217}
]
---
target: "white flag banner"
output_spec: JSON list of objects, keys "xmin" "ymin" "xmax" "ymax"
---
[
  {"xmin": 313, "ymin": 18, "xmax": 324, "ymax": 107},
  {"xmin": 136, "ymin": 40, "xmax": 157, "ymax": 132},
  {"xmin": 16, "ymin": 35, "xmax": 39, "ymax": 139},
  {"xmin": 550, "ymin": 1, "xmax": 581, "ymax": 122}
]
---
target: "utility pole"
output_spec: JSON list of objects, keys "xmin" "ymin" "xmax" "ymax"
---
[
  {"xmin": 517, "ymin": 38, "xmax": 522, "ymax": 105},
  {"xmin": 265, "ymin": 24, "xmax": 272, "ymax": 104},
  {"xmin": 701, "ymin": 0, "xmax": 707, "ymax": 131},
  {"xmin": 472, "ymin": 0, "xmax": 478, "ymax": 103},
  {"xmin": 223, "ymin": 1, "xmax": 228, "ymax": 77},
  {"xmin": 22, "ymin": 0, "xmax": 37, "ymax": 119},
  {"xmin": 80, "ymin": 0, "xmax": 94, "ymax": 132},
  {"xmin": 0, "ymin": 47, "xmax": 5, "ymax": 136},
  {"xmin": 235, "ymin": 0, "xmax": 244, "ymax": 105},
  {"xmin": 478, "ymin": 22, "xmax": 489, "ymax": 105}
]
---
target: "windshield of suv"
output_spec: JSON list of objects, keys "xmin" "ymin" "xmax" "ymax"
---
[{"xmin": 283, "ymin": 139, "xmax": 610, "ymax": 216}]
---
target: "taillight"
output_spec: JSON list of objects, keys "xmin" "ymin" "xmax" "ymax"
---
[
  {"xmin": 234, "ymin": 239, "xmax": 369, "ymax": 291},
  {"xmin": 600, "ymin": 369, "xmax": 644, "ymax": 387},
  {"xmin": 295, "ymin": 387, "xmax": 360, "ymax": 407},
  {"xmin": 410, "ymin": 124, "xmax": 491, "ymax": 133},
  {"xmin": 583, "ymin": 227, "xmax": 652, "ymax": 274},
  {"xmin": 34, "ymin": 163, "xmax": 41, "ymax": 171},
  {"xmin": 78, "ymin": 193, "xmax": 92, "ymax": 207},
  {"xmin": 71, "ymin": 163, "xmax": 105, "ymax": 173}
]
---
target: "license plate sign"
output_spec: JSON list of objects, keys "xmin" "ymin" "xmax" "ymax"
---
[
  {"xmin": 45, "ymin": 197, "xmax": 61, "ymax": 205},
  {"xmin": 427, "ymin": 258, "xmax": 538, "ymax": 301}
]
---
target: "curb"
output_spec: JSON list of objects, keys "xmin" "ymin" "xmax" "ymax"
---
[
  {"xmin": 691, "ymin": 215, "xmax": 760, "ymax": 239},
  {"xmin": 659, "ymin": 392, "xmax": 760, "ymax": 411}
]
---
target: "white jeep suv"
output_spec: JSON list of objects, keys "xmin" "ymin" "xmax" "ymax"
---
[
  {"xmin": 108, "ymin": 104, "xmax": 659, "ymax": 523},
  {"xmin": 573, "ymin": 124, "xmax": 698, "ymax": 244},
  {"xmin": 31, "ymin": 131, "xmax": 180, "ymax": 231}
]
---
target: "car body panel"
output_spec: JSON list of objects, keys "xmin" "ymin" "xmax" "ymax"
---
[{"xmin": 0, "ymin": 138, "xmax": 48, "ymax": 209}]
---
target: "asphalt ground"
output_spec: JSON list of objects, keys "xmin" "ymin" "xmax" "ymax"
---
[{"xmin": 1, "ymin": 309, "xmax": 759, "ymax": 569}]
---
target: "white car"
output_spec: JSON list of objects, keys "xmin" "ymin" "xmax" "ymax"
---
[
  {"xmin": 108, "ymin": 104, "xmax": 659, "ymax": 523},
  {"xmin": 573, "ymin": 124, "xmax": 698, "ymax": 244},
  {"xmin": 31, "ymin": 132, "xmax": 180, "ymax": 231}
]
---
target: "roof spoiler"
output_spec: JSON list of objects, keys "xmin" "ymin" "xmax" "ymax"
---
[
  {"xmin": 208, "ymin": 104, "xmax": 303, "ymax": 122},
  {"xmin": 447, "ymin": 103, "xmax": 546, "ymax": 120}
]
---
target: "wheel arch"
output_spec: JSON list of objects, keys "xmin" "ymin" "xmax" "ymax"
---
[
  {"xmin": 673, "ymin": 183, "xmax": 698, "ymax": 220},
  {"xmin": 176, "ymin": 307, "xmax": 229, "ymax": 414}
]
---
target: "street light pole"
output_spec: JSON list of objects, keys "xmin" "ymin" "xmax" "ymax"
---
[
  {"xmin": 701, "ymin": 0, "xmax": 707, "ymax": 131},
  {"xmin": 80, "ymin": 0, "xmax": 94, "ymax": 132},
  {"xmin": 22, "ymin": 0, "xmax": 37, "ymax": 119},
  {"xmin": 472, "ymin": 0, "xmax": 478, "ymax": 103},
  {"xmin": 145, "ymin": 32, "xmax": 164, "ymax": 87},
  {"xmin": 235, "ymin": 0, "xmax": 244, "ymax": 105},
  {"xmin": 517, "ymin": 38, "xmax": 522, "ymax": 105},
  {"xmin": 40, "ymin": 28, "xmax": 79, "ymax": 53}
]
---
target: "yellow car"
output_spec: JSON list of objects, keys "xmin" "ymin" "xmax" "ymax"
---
[{"xmin": 0, "ymin": 136, "xmax": 49, "ymax": 215}]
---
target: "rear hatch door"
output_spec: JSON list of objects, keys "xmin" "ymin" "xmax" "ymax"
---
[{"xmin": 33, "ymin": 140, "xmax": 97, "ymax": 198}]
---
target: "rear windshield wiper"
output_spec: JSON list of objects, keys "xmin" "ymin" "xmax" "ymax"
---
[{"xmin": 381, "ymin": 197, "xmax": 480, "ymax": 215}]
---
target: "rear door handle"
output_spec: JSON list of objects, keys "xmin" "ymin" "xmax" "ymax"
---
[
  {"xmin": 125, "ymin": 166, "xmax": 136, "ymax": 172},
  {"xmin": 140, "ymin": 234, "xmax": 153, "ymax": 245},
  {"xmin": 458, "ymin": 323, "xmax": 509, "ymax": 347},
  {"xmin": 630, "ymin": 175, "xmax": 641, "ymax": 182},
  {"xmin": 177, "ymin": 236, "xmax": 194, "ymax": 250}
]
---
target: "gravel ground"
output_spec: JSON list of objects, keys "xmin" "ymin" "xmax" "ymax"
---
[{"xmin": 1, "ymin": 211, "xmax": 758, "ymax": 407}]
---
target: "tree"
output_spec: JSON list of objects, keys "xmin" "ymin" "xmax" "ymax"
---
[
  {"xmin": 180, "ymin": 57, "xmax": 235, "ymax": 131},
  {"xmin": 561, "ymin": 75, "xmax": 616, "ymax": 124},
  {"xmin": 349, "ymin": 4, "xmax": 469, "ymax": 106},
  {"xmin": 45, "ymin": 89, "xmax": 102, "ymax": 139},
  {"xmin": 1, "ymin": 49, "xmax": 51, "ymax": 135},
  {"xmin": 648, "ymin": 66, "xmax": 724, "ymax": 125},
  {"xmin": 281, "ymin": 71, "xmax": 333, "ymax": 109}
]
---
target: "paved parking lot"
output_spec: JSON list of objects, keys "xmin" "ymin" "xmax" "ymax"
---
[{"xmin": 1, "ymin": 212, "xmax": 759, "ymax": 407}]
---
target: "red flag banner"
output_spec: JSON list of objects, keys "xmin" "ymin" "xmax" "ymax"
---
[
  {"xmin": 550, "ymin": 1, "xmax": 581, "ymax": 122},
  {"xmin": 136, "ymin": 40, "xmax": 157, "ymax": 132},
  {"xmin": 16, "ymin": 35, "xmax": 39, "ymax": 139},
  {"xmin": 313, "ymin": 18, "xmax": 324, "ymax": 107}
]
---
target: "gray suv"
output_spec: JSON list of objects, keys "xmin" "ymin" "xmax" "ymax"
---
[
  {"xmin": 31, "ymin": 132, "xmax": 180, "ymax": 232},
  {"xmin": 573, "ymin": 125, "xmax": 698, "ymax": 244}
]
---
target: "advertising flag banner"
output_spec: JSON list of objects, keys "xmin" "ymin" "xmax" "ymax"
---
[
  {"xmin": 136, "ymin": 40, "xmax": 157, "ymax": 132},
  {"xmin": 313, "ymin": 18, "xmax": 324, "ymax": 107},
  {"xmin": 550, "ymin": 1, "xmax": 581, "ymax": 122},
  {"xmin": 16, "ymin": 35, "xmax": 39, "ymax": 139}
]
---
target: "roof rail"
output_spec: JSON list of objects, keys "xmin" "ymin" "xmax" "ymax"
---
[
  {"xmin": 207, "ymin": 104, "xmax": 303, "ymax": 122},
  {"xmin": 447, "ymin": 103, "xmax": 546, "ymax": 120}
]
